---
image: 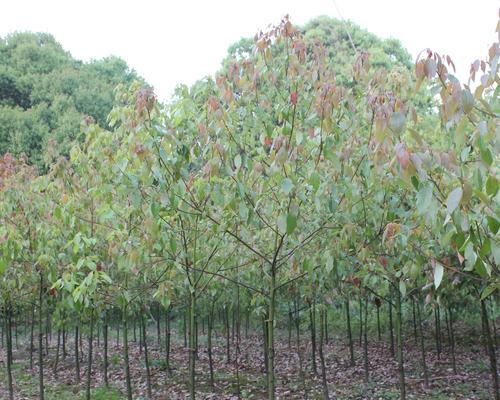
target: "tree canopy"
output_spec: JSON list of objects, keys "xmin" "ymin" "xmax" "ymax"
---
[
  {"xmin": 0, "ymin": 32, "xmax": 142, "ymax": 168},
  {"xmin": 223, "ymin": 16, "xmax": 412, "ymax": 82}
]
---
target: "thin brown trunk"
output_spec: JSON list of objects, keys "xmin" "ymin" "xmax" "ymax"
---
[
  {"xmin": 363, "ymin": 296, "xmax": 369, "ymax": 383},
  {"xmin": 85, "ymin": 311, "xmax": 94, "ymax": 400},
  {"xmin": 416, "ymin": 300, "xmax": 429, "ymax": 388},
  {"xmin": 345, "ymin": 299, "xmax": 355, "ymax": 366},
  {"xmin": 310, "ymin": 300, "xmax": 317, "ymax": 374},
  {"xmin": 482, "ymin": 300, "xmax": 499, "ymax": 400},
  {"xmin": 319, "ymin": 307, "xmax": 330, "ymax": 399},
  {"xmin": 6, "ymin": 303, "xmax": 14, "ymax": 400},
  {"xmin": 141, "ymin": 313, "xmax": 152, "ymax": 399}
]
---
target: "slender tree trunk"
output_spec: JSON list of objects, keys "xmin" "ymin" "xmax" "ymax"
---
[
  {"xmin": 123, "ymin": 306, "xmax": 133, "ymax": 400},
  {"xmin": 416, "ymin": 300, "xmax": 429, "ymax": 388},
  {"xmin": 165, "ymin": 306, "xmax": 171, "ymax": 377},
  {"xmin": 363, "ymin": 296, "xmax": 369, "ymax": 383},
  {"xmin": 235, "ymin": 284, "xmax": 241, "ymax": 398},
  {"xmin": 189, "ymin": 293, "xmax": 196, "ymax": 400},
  {"xmin": 62, "ymin": 323, "xmax": 67, "ymax": 360},
  {"xmin": 482, "ymin": 303, "xmax": 488, "ymax": 352},
  {"xmin": 231, "ymin": 305, "xmax": 235, "ymax": 343},
  {"xmin": 346, "ymin": 299, "xmax": 355, "ymax": 366},
  {"xmin": 389, "ymin": 293, "xmax": 395, "ymax": 358},
  {"xmin": 438, "ymin": 307, "xmax": 444, "ymax": 351},
  {"xmin": 195, "ymin": 314, "xmax": 199, "ymax": 360},
  {"xmin": 6, "ymin": 303, "xmax": 14, "ymax": 400},
  {"xmin": 79, "ymin": 322, "xmax": 83, "ymax": 359},
  {"xmin": 358, "ymin": 295, "xmax": 363, "ymax": 346},
  {"xmin": 157, "ymin": 303, "xmax": 161, "ymax": 347},
  {"xmin": 325, "ymin": 308, "xmax": 329, "ymax": 345},
  {"xmin": 310, "ymin": 300, "xmax": 317, "ymax": 375},
  {"xmin": 75, "ymin": 324, "xmax": 80, "ymax": 383},
  {"xmin": 53, "ymin": 330, "xmax": 61, "ymax": 377},
  {"xmin": 139, "ymin": 313, "xmax": 143, "ymax": 355},
  {"xmin": 183, "ymin": 311, "xmax": 187, "ymax": 348},
  {"xmin": 434, "ymin": 308, "xmax": 441, "ymax": 359},
  {"xmin": 30, "ymin": 304, "xmax": 34, "ymax": 369},
  {"xmin": 1, "ymin": 307, "xmax": 4, "ymax": 349},
  {"xmin": 267, "ymin": 266, "xmax": 276, "ymax": 400},
  {"xmin": 262, "ymin": 315, "xmax": 268, "ymax": 375},
  {"xmin": 45, "ymin": 311, "xmax": 49, "ymax": 356},
  {"xmin": 376, "ymin": 304, "xmax": 381, "ymax": 341},
  {"xmin": 481, "ymin": 300, "xmax": 499, "ymax": 400},
  {"xmin": 395, "ymin": 287, "xmax": 405, "ymax": 400},
  {"xmin": 294, "ymin": 296, "xmax": 307, "ymax": 398},
  {"xmin": 86, "ymin": 310, "xmax": 94, "ymax": 400},
  {"xmin": 412, "ymin": 298, "xmax": 418, "ymax": 345},
  {"xmin": 491, "ymin": 299, "xmax": 498, "ymax": 349},
  {"xmin": 448, "ymin": 307, "xmax": 457, "ymax": 374},
  {"xmin": 208, "ymin": 304, "xmax": 215, "ymax": 388},
  {"xmin": 103, "ymin": 312, "xmax": 109, "ymax": 387},
  {"xmin": 245, "ymin": 309, "xmax": 249, "ymax": 339},
  {"xmin": 225, "ymin": 304, "xmax": 231, "ymax": 364},
  {"xmin": 319, "ymin": 307, "xmax": 330, "ymax": 399},
  {"xmin": 38, "ymin": 273, "xmax": 45, "ymax": 400},
  {"xmin": 141, "ymin": 312, "xmax": 152, "ymax": 399},
  {"xmin": 14, "ymin": 313, "xmax": 18, "ymax": 350}
]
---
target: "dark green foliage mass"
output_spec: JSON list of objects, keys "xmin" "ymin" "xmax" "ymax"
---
[{"xmin": 0, "ymin": 32, "xmax": 141, "ymax": 168}]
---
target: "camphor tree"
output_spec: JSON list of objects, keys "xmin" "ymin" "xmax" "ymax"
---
[{"xmin": 155, "ymin": 16, "xmax": 392, "ymax": 399}]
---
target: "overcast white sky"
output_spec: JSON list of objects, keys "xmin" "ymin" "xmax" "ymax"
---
[{"xmin": 1, "ymin": 0, "xmax": 498, "ymax": 100}]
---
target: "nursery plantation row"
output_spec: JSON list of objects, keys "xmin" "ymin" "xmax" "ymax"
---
[{"xmin": 0, "ymin": 14, "xmax": 499, "ymax": 400}]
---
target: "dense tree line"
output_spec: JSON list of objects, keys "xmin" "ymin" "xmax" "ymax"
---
[{"xmin": 0, "ymin": 32, "xmax": 141, "ymax": 169}]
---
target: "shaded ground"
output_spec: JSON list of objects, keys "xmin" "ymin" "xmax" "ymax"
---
[{"xmin": 0, "ymin": 324, "xmax": 495, "ymax": 399}]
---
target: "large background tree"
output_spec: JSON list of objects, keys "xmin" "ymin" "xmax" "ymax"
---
[
  {"xmin": 223, "ymin": 16, "xmax": 412, "ymax": 80},
  {"xmin": 0, "ymin": 32, "xmax": 143, "ymax": 168}
]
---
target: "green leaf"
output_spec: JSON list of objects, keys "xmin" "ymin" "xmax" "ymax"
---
[
  {"xmin": 480, "ymin": 238, "xmax": 491, "ymax": 257},
  {"xmin": 416, "ymin": 184, "xmax": 433, "ymax": 215},
  {"xmin": 474, "ymin": 189, "xmax": 490, "ymax": 206},
  {"xmin": 281, "ymin": 178, "xmax": 294, "ymax": 195},
  {"xmin": 475, "ymin": 259, "xmax": 488, "ymax": 277},
  {"xmin": 481, "ymin": 284, "xmax": 497, "ymax": 300},
  {"xmin": 169, "ymin": 237, "xmax": 177, "ymax": 254},
  {"xmin": 234, "ymin": 154, "xmax": 242, "ymax": 170},
  {"xmin": 411, "ymin": 176, "xmax": 419, "ymax": 190},
  {"xmin": 487, "ymin": 216, "xmax": 499, "ymax": 235},
  {"xmin": 100, "ymin": 273, "xmax": 112, "ymax": 284},
  {"xmin": 446, "ymin": 187, "xmax": 462, "ymax": 214},
  {"xmin": 309, "ymin": 172, "xmax": 321, "ymax": 192},
  {"xmin": 454, "ymin": 117, "xmax": 467, "ymax": 147},
  {"xmin": 464, "ymin": 243, "xmax": 477, "ymax": 271},
  {"xmin": 492, "ymin": 241, "xmax": 500, "ymax": 265},
  {"xmin": 434, "ymin": 262, "xmax": 444, "ymax": 289},
  {"xmin": 286, "ymin": 213, "xmax": 297, "ymax": 234},
  {"xmin": 480, "ymin": 147, "xmax": 493, "ymax": 166},
  {"xmin": 486, "ymin": 176, "xmax": 498, "ymax": 197},
  {"xmin": 390, "ymin": 112, "xmax": 406, "ymax": 134}
]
